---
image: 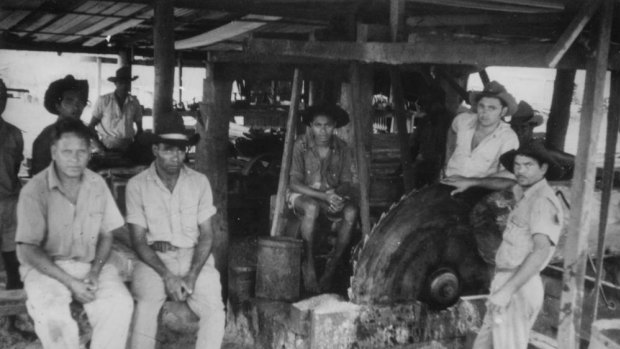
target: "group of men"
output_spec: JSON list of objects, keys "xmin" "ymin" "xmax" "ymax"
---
[
  {"xmin": 1, "ymin": 70, "xmax": 564, "ymax": 349},
  {"xmin": 1, "ymin": 70, "xmax": 224, "ymax": 349}
]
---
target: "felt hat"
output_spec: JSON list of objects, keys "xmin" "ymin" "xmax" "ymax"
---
[
  {"xmin": 302, "ymin": 104, "xmax": 350, "ymax": 128},
  {"xmin": 469, "ymin": 80, "xmax": 518, "ymax": 116},
  {"xmin": 108, "ymin": 66, "xmax": 138, "ymax": 82},
  {"xmin": 43, "ymin": 75, "xmax": 89, "ymax": 115},
  {"xmin": 153, "ymin": 111, "xmax": 199, "ymax": 147},
  {"xmin": 510, "ymin": 101, "xmax": 544, "ymax": 126},
  {"xmin": 500, "ymin": 140, "xmax": 563, "ymax": 179}
]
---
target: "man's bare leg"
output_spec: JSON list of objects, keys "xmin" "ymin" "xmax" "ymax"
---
[
  {"xmin": 294, "ymin": 196, "xmax": 320, "ymax": 293},
  {"xmin": 319, "ymin": 204, "xmax": 357, "ymax": 291}
]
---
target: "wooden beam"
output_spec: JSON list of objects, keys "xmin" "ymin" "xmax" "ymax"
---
[
  {"xmin": 592, "ymin": 70, "xmax": 620, "ymax": 320},
  {"xmin": 406, "ymin": 13, "xmax": 565, "ymax": 28},
  {"xmin": 558, "ymin": 0, "xmax": 614, "ymax": 347},
  {"xmin": 244, "ymin": 38, "xmax": 620, "ymax": 70},
  {"xmin": 545, "ymin": 0, "xmax": 603, "ymax": 68},
  {"xmin": 390, "ymin": 0, "xmax": 405, "ymax": 42},
  {"xmin": 546, "ymin": 69, "xmax": 576, "ymax": 150},
  {"xmin": 407, "ymin": 0, "xmax": 562, "ymax": 13},
  {"xmin": 390, "ymin": 67, "xmax": 413, "ymax": 192},
  {"xmin": 270, "ymin": 68, "xmax": 302, "ymax": 236},
  {"xmin": 152, "ymin": 0, "xmax": 175, "ymax": 131}
]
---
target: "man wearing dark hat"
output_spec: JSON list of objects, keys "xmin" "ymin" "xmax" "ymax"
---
[
  {"xmin": 89, "ymin": 66, "xmax": 143, "ymax": 153},
  {"xmin": 509, "ymin": 100, "xmax": 544, "ymax": 145},
  {"xmin": 16, "ymin": 118, "xmax": 133, "ymax": 349},
  {"xmin": 443, "ymin": 81, "xmax": 519, "ymax": 186},
  {"xmin": 289, "ymin": 104, "xmax": 358, "ymax": 293},
  {"xmin": 31, "ymin": 75, "xmax": 88, "ymax": 176},
  {"xmin": 125, "ymin": 113, "xmax": 224, "ymax": 349},
  {"xmin": 472, "ymin": 142, "xmax": 564, "ymax": 349}
]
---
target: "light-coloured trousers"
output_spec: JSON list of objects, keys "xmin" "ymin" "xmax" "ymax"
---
[
  {"xmin": 129, "ymin": 248, "xmax": 225, "ymax": 349},
  {"xmin": 22, "ymin": 260, "xmax": 134, "ymax": 349},
  {"xmin": 473, "ymin": 271, "xmax": 544, "ymax": 349}
]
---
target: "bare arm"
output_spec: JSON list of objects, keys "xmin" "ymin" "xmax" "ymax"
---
[
  {"xmin": 441, "ymin": 175, "xmax": 516, "ymax": 195},
  {"xmin": 290, "ymin": 177, "xmax": 329, "ymax": 202},
  {"xmin": 87, "ymin": 228, "xmax": 115, "ymax": 281},
  {"xmin": 488, "ymin": 233, "xmax": 552, "ymax": 311},
  {"xmin": 183, "ymin": 218, "xmax": 215, "ymax": 294}
]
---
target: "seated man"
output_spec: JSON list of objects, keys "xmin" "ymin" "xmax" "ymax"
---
[
  {"xmin": 16, "ymin": 118, "xmax": 133, "ymax": 349},
  {"xmin": 289, "ymin": 104, "xmax": 358, "ymax": 293},
  {"xmin": 31, "ymin": 75, "xmax": 88, "ymax": 176},
  {"xmin": 442, "ymin": 81, "xmax": 520, "ymax": 194},
  {"xmin": 126, "ymin": 113, "xmax": 224, "ymax": 349}
]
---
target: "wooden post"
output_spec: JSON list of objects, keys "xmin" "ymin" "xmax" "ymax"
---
[
  {"xmin": 592, "ymin": 71, "xmax": 620, "ymax": 320},
  {"xmin": 479, "ymin": 69, "xmax": 490, "ymax": 85},
  {"xmin": 96, "ymin": 57, "xmax": 102, "ymax": 98},
  {"xmin": 350, "ymin": 62, "xmax": 372, "ymax": 237},
  {"xmin": 177, "ymin": 53, "xmax": 183, "ymax": 104},
  {"xmin": 118, "ymin": 47, "xmax": 132, "ymax": 68},
  {"xmin": 197, "ymin": 62, "xmax": 232, "ymax": 294},
  {"xmin": 546, "ymin": 69, "xmax": 576, "ymax": 150},
  {"xmin": 558, "ymin": 1, "xmax": 614, "ymax": 347},
  {"xmin": 153, "ymin": 0, "xmax": 175, "ymax": 131},
  {"xmin": 270, "ymin": 68, "xmax": 302, "ymax": 236},
  {"xmin": 390, "ymin": 67, "xmax": 414, "ymax": 192}
]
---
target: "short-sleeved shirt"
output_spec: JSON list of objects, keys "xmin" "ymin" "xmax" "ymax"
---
[
  {"xmin": 16, "ymin": 165, "xmax": 124, "ymax": 276},
  {"xmin": 92, "ymin": 93, "xmax": 142, "ymax": 150},
  {"xmin": 0, "ymin": 119, "xmax": 23, "ymax": 198},
  {"xmin": 125, "ymin": 163, "xmax": 216, "ymax": 248},
  {"xmin": 30, "ymin": 122, "xmax": 56, "ymax": 176},
  {"xmin": 495, "ymin": 178, "xmax": 563, "ymax": 270},
  {"xmin": 290, "ymin": 133, "xmax": 354, "ymax": 192},
  {"xmin": 445, "ymin": 112, "xmax": 519, "ymax": 178}
]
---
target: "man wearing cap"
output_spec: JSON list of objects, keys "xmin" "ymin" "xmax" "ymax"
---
[
  {"xmin": 289, "ymin": 104, "xmax": 358, "ymax": 293},
  {"xmin": 441, "ymin": 81, "xmax": 519, "ymax": 193},
  {"xmin": 31, "ymin": 75, "xmax": 88, "ymax": 176},
  {"xmin": 472, "ymin": 142, "xmax": 564, "ymax": 349},
  {"xmin": 0, "ymin": 78, "xmax": 24, "ymax": 292},
  {"xmin": 89, "ymin": 67, "xmax": 143, "ymax": 153},
  {"xmin": 126, "ymin": 114, "xmax": 224, "ymax": 349},
  {"xmin": 16, "ymin": 118, "xmax": 133, "ymax": 349}
]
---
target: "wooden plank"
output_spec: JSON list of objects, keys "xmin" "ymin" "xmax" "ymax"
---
[
  {"xmin": 592, "ymin": 70, "xmax": 620, "ymax": 320},
  {"xmin": 0, "ymin": 10, "xmax": 30, "ymax": 30},
  {"xmin": 557, "ymin": 0, "xmax": 614, "ymax": 348},
  {"xmin": 389, "ymin": 0, "xmax": 405, "ymax": 42},
  {"xmin": 175, "ymin": 14, "xmax": 281, "ymax": 50},
  {"xmin": 390, "ymin": 67, "xmax": 413, "ymax": 192},
  {"xmin": 546, "ymin": 69, "xmax": 576, "ymax": 150},
  {"xmin": 34, "ymin": 0, "xmax": 102, "ymax": 41},
  {"xmin": 545, "ymin": 0, "xmax": 603, "ymax": 68},
  {"xmin": 482, "ymin": 0, "xmax": 564, "ymax": 10},
  {"xmin": 406, "ymin": 13, "xmax": 565, "ymax": 28},
  {"xmin": 80, "ymin": 4, "xmax": 150, "ymax": 46},
  {"xmin": 407, "ymin": 0, "xmax": 561, "ymax": 13},
  {"xmin": 270, "ymin": 68, "xmax": 302, "ymax": 236}
]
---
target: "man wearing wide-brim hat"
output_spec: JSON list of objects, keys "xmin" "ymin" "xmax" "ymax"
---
[
  {"xmin": 31, "ymin": 75, "xmax": 89, "ymax": 176},
  {"xmin": 509, "ymin": 100, "xmax": 544, "ymax": 144},
  {"xmin": 125, "ymin": 112, "xmax": 224, "ymax": 349},
  {"xmin": 89, "ymin": 66, "xmax": 143, "ymax": 154},
  {"xmin": 289, "ymin": 103, "xmax": 358, "ymax": 293},
  {"xmin": 441, "ymin": 81, "xmax": 520, "ymax": 192},
  {"xmin": 472, "ymin": 141, "xmax": 564, "ymax": 349}
]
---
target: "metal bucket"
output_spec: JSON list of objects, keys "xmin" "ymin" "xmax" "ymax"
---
[
  {"xmin": 590, "ymin": 319, "xmax": 620, "ymax": 349},
  {"xmin": 255, "ymin": 236, "xmax": 303, "ymax": 301},
  {"xmin": 228, "ymin": 266, "xmax": 256, "ymax": 304}
]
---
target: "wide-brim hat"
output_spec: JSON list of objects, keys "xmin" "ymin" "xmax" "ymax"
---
[
  {"xmin": 152, "ymin": 111, "xmax": 199, "ymax": 147},
  {"xmin": 44, "ymin": 75, "xmax": 89, "ymax": 115},
  {"xmin": 500, "ymin": 140, "xmax": 563, "ymax": 179},
  {"xmin": 108, "ymin": 66, "xmax": 138, "ymax": 82},
  {"xmin": 510, "ymin": 101, "xmax": 544, "ymax": 126},
  {"xmin": 301, "ymin": 104, "xmax": 350, "ymax": 128},
  {"xmin": 469, "ymin": 80, "xmax": 518, "ymax": 116}
]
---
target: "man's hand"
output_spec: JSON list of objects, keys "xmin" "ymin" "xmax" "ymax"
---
[
  {"xmin": 325, "ymin": 190, "xmax": 344, "ymax": 213},
  {"xmin": 440, "ymin": 176, "xmax": 478, "ymax": 195},
  {"xmin": 83, "ymin": 268, "xmax": 100, "ymax": 293},
  {"xmin": 69, "ymin": 278, "xmax": 97, "ymax": 304},
  {"xmin": 181, "ymin": 273, "xmax": 198, "ymax": 298},
  {"xmin": 163, "ymin": 273, "xmax": 187, "ymax": 301},
  {"xmin": 487, "ymin": 287, "xmax": 513, "ymax": 314}
]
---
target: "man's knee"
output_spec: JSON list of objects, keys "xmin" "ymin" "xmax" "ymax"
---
[
  {"xmin": 298, "ymin": 198, "xmax": 320, "ymax": 220},
  {"xmin": 342, "ymin": 204, "xmax": 358, "ymax": 223}
]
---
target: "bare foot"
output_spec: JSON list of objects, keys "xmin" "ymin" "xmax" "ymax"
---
[{"xmin": 302, "ymin": 260, "xmax": 320, "ymax": 294}]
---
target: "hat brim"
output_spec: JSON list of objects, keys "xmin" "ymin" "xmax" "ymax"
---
[
  {"xmin": 302, "ymin": 104, "xmax": 350, "ymax": 128},
  {"xmin": 469, "ymin": 91, "xmax": 518, "ymax": 117},
  {"xmin": 108, "ymin": 76, "xmax": 139, "ymax": 82},
  {"xmin": 152, "ymin": 133, "xmax": 200, "ymax": 147},
  {"xmin": 510, "ymin": 113, "xmax": 544, "ymax": 127},
  {"xmin": 500, "ymin": 142, "xmax": 564, "ymax": 180},
  {"xmin": 44, "ymin": 78, "xmax": 89, "ymax": 115}
]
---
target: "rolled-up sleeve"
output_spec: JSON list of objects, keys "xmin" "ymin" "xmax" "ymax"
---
[
  {"xmin": 530, "ymin": 197, "xmax": 562, "ymax": 246},
  {"xmin": 100, "ymin": 187, "xmax": 125, "ymax": 234},
  {"xmin": 197, "ymin": 176, "xmax": 217, "ymax": 225},
  {"xmin": 15, "ymin": 190, "xmax": 46, "ymax": 246},
  {"xmin": 125, "ymin": 178, "xmax": 147, "ymax": 229}
]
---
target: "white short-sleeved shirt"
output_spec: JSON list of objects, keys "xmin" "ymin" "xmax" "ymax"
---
[
  {"xmin": 495, "ymin": 179, "xmax": 564, "ymax": 270},
  {"xmin": 92, "ymin": 93, "xmax": 142, "ymax": 150},
  {"xmin": 125, "ymin": 164, "xmax": 216, "ymax": 248},
  {"xmin": 445, "ymin": 112, "xmax": 519, "ymax": 178}
]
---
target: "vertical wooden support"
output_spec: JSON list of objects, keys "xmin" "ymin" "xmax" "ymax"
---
[
  {"xmin": 270, "ymin": 68, "xmax": 303, "ymax": 236},
  {"xmin": 96, "ymin": 57, "xmax": 102, "ymax": 99},
  {"xmin": 479, "ymin": 69, "xmax": 490, "ymax": 85},
  {"xmin": 153, "ymin": 0, "xmax": 175, "ymax": 131},
  {"xmin": 546, "ymin": 69, "xmax": 576, "ymax": 150},
  {"xmin": 197, "ymin": 62, "xmax": 232, "ymax": 294},
  {"xmin": 390, "ymin": 67, "xmax": 413, "ymax": 191},
  {"xmin": 558, "ymin": 1, "xmax": 613, "ymax": 347},
  {"xmin": 118, "ymin": 47, "xmax": 132, "ymax": 68},
  {"xmin": 389, "ymin": 0, "xmax": 405, "ymax": 42},
  {"xmin": 177, "ymin": 53, "xmax": 183, "ymax": 104},
  {"xmin": 592, "ymin": 71, "xmax": 620, "ymax": 320},
  {"xmin": 350, "ymin": 63, "xmax": 372, "ymax": 237}
]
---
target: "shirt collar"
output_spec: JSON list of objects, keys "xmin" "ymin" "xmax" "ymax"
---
[
  {"xmin": 522, "ymin": 178, "xmax": 548, "ymax": 199},
  {"xmin": 146, "ymin": 162, "xmax": 188, "ymax": 181},
  {"xmin": 46, "ymin": 163, "xmax": 94, "ymax": 190}
]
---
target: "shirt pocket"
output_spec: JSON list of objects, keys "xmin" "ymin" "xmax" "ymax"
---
[{"xmin": 502, "ymin": 216, "xmax": 532, "ymax": 262}]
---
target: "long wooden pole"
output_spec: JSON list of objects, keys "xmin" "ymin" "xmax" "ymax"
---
[
  {"xmin": 592, "ymin": 71, "xmax": 620, "ymax": 320},
  {"xmin": 390, "ymin": 67, "xmax": 413, "ymax": 192},
  {"xmin": 270, "ymin": 68, "xmax": 302, "ymax": 236},
  {"xmin": 546, "ymin": 69, "xmax": 576, "ymax": 150},
  {"xmin": 558, "ymin": 1, "xmax": 613, "ymax": 347},
  {"xmin": 153, "ymin": 0, "xmax": 175, "ymax": 131}
]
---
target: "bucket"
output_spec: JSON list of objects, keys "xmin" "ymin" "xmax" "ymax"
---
[
  {"xmin": 228, "ymin": 266, "xmax": 256, "ymax": 304},
  {"xmin": 255, "ymin": 236, "xmax": 303, "ymax": 301},
  {"xmin": 589, "ymin": 319, "xmax": 620, "ymax": 349}
]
